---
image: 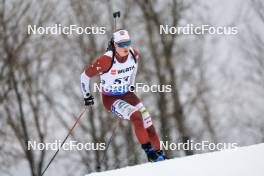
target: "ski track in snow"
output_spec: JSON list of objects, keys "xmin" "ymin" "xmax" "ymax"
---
[{"xmin": 87, "ymin": 143, "xmax": 264, "ymax": 176}]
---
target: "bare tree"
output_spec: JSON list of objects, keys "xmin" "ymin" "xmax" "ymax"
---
[
  {"xmin": 0, "ymin": 0, "xmax": 59, "ymax": 175},
  {"xmin": 135, "ymin": 0, "xmax": 194, "ymax": 156},
  {"xmin": 238, "ymin": 0, "xmax": 264, "ymax": 141}
]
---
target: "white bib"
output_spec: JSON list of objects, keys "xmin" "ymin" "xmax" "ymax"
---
[{"xmin": 100, "ymin": 50, "xmax": 137, "ymax": 95}]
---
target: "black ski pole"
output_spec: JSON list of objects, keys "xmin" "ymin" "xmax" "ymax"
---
[
  {"xmin": 40, "ymin": 107, "xmax": 87, "ymax": 176},
  {"xmin": 113, "ymin": 11, "xmax": 120, "ymax": 31},
  {"xmin": 96, "ymin": 119, "xmax": 120, "ymax": 171},
  {"xmin": 96, "ymin": 11, "xmax": 121, "ymax": 171}
]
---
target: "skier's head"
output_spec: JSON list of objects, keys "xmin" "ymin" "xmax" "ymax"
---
[{"xmin": 113, "ymin": 29, "xmax": 131, "ymax": 57}]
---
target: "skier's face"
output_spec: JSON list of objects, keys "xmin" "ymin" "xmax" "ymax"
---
[{"xmin": 115, "ymin": 40, "xmax": 131, "ymax": 57}]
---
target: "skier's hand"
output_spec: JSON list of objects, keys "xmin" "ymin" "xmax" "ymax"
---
[
  {"xmin": 84, "ymin": 93, "xmax": 94, "ymax": 106},
  {"xmin": 130, "ymin": 85, "xmax": 135, "ymax": 92}
]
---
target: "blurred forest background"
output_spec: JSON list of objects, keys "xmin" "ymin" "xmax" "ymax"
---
[{"xmin": 0, "ymin": 0, "xmax": 264, "ymax": 175}]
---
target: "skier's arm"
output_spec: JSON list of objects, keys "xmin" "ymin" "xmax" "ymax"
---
[
  {"xmin": 80, "ymin": 72, "xmax": 94, "ymax": 106},
  {"xmin": 80, "ymin": 55, "xmax": 112, "ymax": 98},
  {"xmin": 80, "ymin": 72, "xmax": 91, "ymax": 98}
]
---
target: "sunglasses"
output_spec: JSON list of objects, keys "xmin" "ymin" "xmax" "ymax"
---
[{"xmin": 116, "ymin": 40, "xmax": 131, "ymax": 48}]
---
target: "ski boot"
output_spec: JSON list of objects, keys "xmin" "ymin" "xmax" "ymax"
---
[
  {"xmin": 141, "ymin": 142, "xmax": 166, "ymax": 162},
  {"xmin": 155, "ymin": 150, "xmax": 166, "ymax": 161}
]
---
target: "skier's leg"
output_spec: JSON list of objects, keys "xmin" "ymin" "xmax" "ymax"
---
[
  {"xmin": 110, "ymin": 99, "xmax": 150, "ymax": 144},
  {"xmin": 121, "ymin": 93, "xmax": 161, "ymax": 149},
  {"xmin": 130, "ymin": 111, "xmax": 150, "ymax": 144},
  {"xmin": 102, "ymin": 93, "xmax": 165, "ymax": 162},
  {"xmin": 121, "ymin": 92, "xmax": 166, "ymax": 161},
  {"xmin": 146, "ymin": 125, "xmax": 161, "ymax": 150},
  {"xmin": 135, "ymin": 103, "xmax": 160, "ymax": 150}
]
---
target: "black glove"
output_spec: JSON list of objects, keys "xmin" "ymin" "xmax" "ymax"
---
[
  {"xmin": 84, "ymin": 93, "xmax": 94, "ymax": 106},
  {"xmin": 129, "ymin": 85, "xmax": 135, "ymax": 92}
]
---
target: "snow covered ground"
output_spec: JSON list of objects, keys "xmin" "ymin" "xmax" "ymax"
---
[{"xmin": 88, "ymin": 143, "xmax": 264, "ymax": 176}]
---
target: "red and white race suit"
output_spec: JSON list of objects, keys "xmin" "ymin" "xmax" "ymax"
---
[
  {"xmin": 99, "ymin": 49, "xmax": 138, "ymax": 95},
  {"xmin": 80, "ymin": 48, "xmax": 160, "ymax": 150}
]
